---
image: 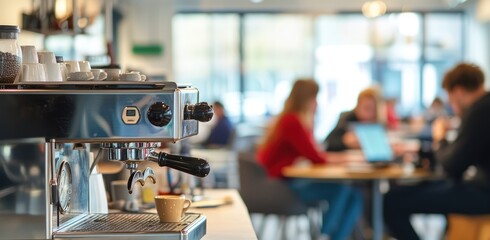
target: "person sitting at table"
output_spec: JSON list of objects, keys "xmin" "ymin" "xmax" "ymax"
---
[
  {"xmin": 324, "ymin": 87, "xmax": 380, "ymax": 151},
  {"xmin": 384, "ymin": 63, "xmax": 490, "ymax": 240},
  {"xmin": 203, "ymin": 101, "xmax": 234, "ymax": 148},
  {"xmin": 257, "ymin": 79, "xmax": 363, "ymax": 240}
]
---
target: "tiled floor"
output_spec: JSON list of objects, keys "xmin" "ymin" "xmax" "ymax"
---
[{"xmin": 250, "ymin": 213, "xmax": 447, "ymax": 240}]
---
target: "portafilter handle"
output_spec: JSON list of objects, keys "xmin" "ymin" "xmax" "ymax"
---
[{"xmin": 147, "ymin": 151, "xmax": 210, "ymax": 178}]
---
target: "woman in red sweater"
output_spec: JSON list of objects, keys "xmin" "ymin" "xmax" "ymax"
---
[{"xmin": 257, "ymin": 79, "xmax": 362, "ymax": 240}]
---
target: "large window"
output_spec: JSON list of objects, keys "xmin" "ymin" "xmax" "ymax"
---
[
  {"xmin": 173, "ymin": 12, "xmax": 464, "ymax": 139},
  {"xmin": 423, "ymin": 13, "xmax": 463, "ymax": 107},
  {"xmin": 173, "ymin": 14, "xmax": 240, "ymax": 121},
  {"xmin": 243, "ymin": 14, "xmax": 314, "ymax": 123}
]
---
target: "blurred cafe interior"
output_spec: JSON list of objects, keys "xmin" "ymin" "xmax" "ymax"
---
[{"xmin": 2, "ymin": 0, "xmax": 490, "ymax": 240}]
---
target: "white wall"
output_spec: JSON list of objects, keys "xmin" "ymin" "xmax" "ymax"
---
[
  {"xmin": 0, "ymin": 0, "xmax": 44, "ymax": 48},
  {"xmin": 116, "ymin": 0, "xmax": 174, "ymax": 78}
]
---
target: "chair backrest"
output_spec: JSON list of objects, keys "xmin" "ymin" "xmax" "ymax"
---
[{"xmin": 238, "ymin": 152, "xmax": 308, "ymax": 215}]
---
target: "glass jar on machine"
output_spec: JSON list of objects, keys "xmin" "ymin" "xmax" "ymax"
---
[{"xmin": 0, "ymin": 25, "xmax": 21, "ymax": 83}]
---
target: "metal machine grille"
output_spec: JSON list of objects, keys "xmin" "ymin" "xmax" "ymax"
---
[{"xmin": 58, "ymin": 213, "xmax": 201, "ymax": 233}]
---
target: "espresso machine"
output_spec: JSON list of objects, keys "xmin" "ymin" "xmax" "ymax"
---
[{"xmin": 0, "ymin": 81, "xmax": 213, "ymax": 239}]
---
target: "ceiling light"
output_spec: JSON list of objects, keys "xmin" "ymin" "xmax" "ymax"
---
[
  {"xmin": 477, "ymin": 0, "xmax": 490, "ymax": 21},
  {"xmin": 362, "ymin": 1, "xmax": 387, "ymax": 18}
]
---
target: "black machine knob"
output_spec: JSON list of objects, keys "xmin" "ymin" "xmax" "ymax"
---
[
  {"xmin": 184, "ymin": 102, "xmax": 213, "ymax": 122},
  {"xmin": 147, "ymin": 102, "xmax": 172, "ymax": 127}
]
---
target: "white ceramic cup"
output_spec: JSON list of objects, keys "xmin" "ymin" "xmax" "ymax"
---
[
  {"xmin": 154, "ymin": 195, "xmax": 192, "ymax": 222},
  {"xmin": 119, "ymin": 72, "xmax": 147, "ymax": 82},
  {"xmin": 79, "ymin": 60, "xmax": 91, "ymax": 72},
  {"xmin": 21, "ymin": 45, "xmax": 39, "ymax": 64},
  {"xmin": 91, "ymin": 69, "xmax": 108, "ymax": 81},
  {"xmin": 21, "ymin": 63, "xmax": 46, "ymax": 82},
  {"xmin": 43, "ymin": 63, "xmax": 63, "ymax": 81},
  {"xmin": 64, "ymin": 61, "xmax": 81, "ymax": 73},
  {"xmin": 37, "ymin": 51, "xmax": 56, "ymax": 64},
  {"xmin": 59, "ymin": 63, "xmax": 69, "ymax": 81},
  {"xmin": 104, "ymin": 68, "xmax": 121, "ymax": 81}
]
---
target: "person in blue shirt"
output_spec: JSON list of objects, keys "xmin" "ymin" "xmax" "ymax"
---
[{"xmin": 204, "ymin": 101, "xmax": 234, "ymax": 148}]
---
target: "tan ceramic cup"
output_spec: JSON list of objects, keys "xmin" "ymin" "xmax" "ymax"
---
[{"xmin": 154, "ymin": 195, "xmax": 192, "ymax": 222}]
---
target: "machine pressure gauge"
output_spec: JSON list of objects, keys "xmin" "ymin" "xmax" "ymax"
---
[
  {"xmin": 57, "ymin": 161, "xmax": 72, "ymax": 214},
  {"xmin": 122, "ymin": 106, "xmax": 141, "ymax": 125}
]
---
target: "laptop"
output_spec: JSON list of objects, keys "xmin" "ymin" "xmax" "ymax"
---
[{"xmin": 353, "ymin": 123, "xmax": 394, "ymax": 167}]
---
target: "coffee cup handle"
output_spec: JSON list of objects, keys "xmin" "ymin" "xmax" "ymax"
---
[
  {"xmin": 182, "ymin": 199, "xmax": 192, "ymax": 216},
  {"xmin": 99, "ymin": 72, "xmax": 108, "ymax": 81},
  {"xmin": 140, "ymin": 74, "xmax": 146, "ymax": 81}
]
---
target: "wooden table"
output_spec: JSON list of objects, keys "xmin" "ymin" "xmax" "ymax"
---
[
  {"xmin": 283, "ymin": 152, "xmax": 434, "ymax": 240},
  {"xmin": 192, "ymin": 189, "xmax": 257, "ymax": 240}
]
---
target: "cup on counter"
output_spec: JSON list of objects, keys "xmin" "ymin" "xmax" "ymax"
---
[
  {"xmin": 21, "ymin": 63, "xmax": 46, "ymax": 82},
  {"xmin": 91, "ymin": 69, "xmax": 107, "ymax": 81},
  {"xmin": 154, "ymin": 195, "xmax": 192, "ymax": 222},
  {"xmin": 120, "ymin": 72, "xmax": 146, "ymax": 82},
  {"xmin": 78, "ymin": 60, "xmax": 91, "ymax": 72},
  {"xmin": 64, "ymin": 61, "xmax": 80, "ymax": 73},
  {"xmin": 104, "ymin": 68, "xmax": 121, "ymax": 81},
  {"xmin": 21, "ymin": 45, "xmax": 39, "ymax": 64},
  {"xmin": 37, "ymin": 51, "xmax": 56, "ymax": 64},
  {"xmin": 59, "ymin": 63, "xmax": 69, "ymax": 81}
]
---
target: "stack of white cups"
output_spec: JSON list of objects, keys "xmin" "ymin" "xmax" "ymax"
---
[
  {"xmin": 20, "ymin": 45, "xmax": 45, "ymax": 82},
  {"xmin": 38, "ymin": 51, "xmax": 63, "ymax": 81},
  {"xmin": 20, "ymin": 45, "xmax": 63, "ymax": 82}
]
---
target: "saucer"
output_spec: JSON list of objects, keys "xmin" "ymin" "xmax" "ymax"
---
[{"xmin": 67, "ymin": 72, "xmax": 94, "ymax": 81}]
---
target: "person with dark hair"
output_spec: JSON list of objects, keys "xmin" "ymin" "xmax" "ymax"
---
[
  {"xmin": 204, "ymin": 101, "xmax": 234, "ymax": 147},
  {"xmin": 257, "ymin": 79, "xmax": 362, "ymax": 240},
  {"xmin": 325, "ymin": 87, "xmax": 380, "ymax": 151},
  {"xmin": 384, "ymin": 63, "xmax": 490, "ymax": 240}
]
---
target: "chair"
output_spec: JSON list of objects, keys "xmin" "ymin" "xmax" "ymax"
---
[
  {"xmin": 447, "ymin": 214, "xmax": 490, "ymax": 240},
  {"xmin": 238, "ymin": 152, "xmax": 320, "ymax": 239}
]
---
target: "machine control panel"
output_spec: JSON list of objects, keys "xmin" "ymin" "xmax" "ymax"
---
[
  {"xmin": 147, "ymin": 102, "xmax": 172, "ymax": 127},
  {"xmin": 122, "ymin": 106, "xmax": 141, "ymax": 125}
]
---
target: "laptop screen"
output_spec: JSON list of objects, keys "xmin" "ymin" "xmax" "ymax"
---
[{"xmin": 353, "ymin": 123, "xmax": 394, "ymax": 162}]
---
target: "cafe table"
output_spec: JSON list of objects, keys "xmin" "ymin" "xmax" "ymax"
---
[{"xmin": 282, "ymin": 151, "xmax": 434, "ymax": 240}]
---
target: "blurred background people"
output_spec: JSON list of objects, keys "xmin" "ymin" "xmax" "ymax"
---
[
  {"xmin": 384, "ymin": 63, "xmax": 490, "ymax": 240},
  {"xmin": 203, "ymin": 101, "xmax": 235, "ymax": 148},
  {"xmin": 324, "ymin": 87, "xmax": 380, "ymax": 151},
  {"xmin": 257, "ymin": 79, "xmax": 362, "ymax": 240},
  {"xmin": 384, "ymin": 98, "xmax": 400, "ymax": 130},
  {"xmin": 425, "ymin": 97, "xmax": 449, "ymax": 124}
]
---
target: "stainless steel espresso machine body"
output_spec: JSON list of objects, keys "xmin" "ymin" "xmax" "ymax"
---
[{"xmin": 0, "ymin": 82, "xmax": 212, "ymax": 240}]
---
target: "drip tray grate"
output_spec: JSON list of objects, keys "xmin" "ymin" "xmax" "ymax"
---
[{"xmin": 56, "ymin": 213, "xmax": 204, "ymax": 234}]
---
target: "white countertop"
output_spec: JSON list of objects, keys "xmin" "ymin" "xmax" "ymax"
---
[{"xmin": 192, "ymin": 189, "xmax": 257, "ymax": 240}]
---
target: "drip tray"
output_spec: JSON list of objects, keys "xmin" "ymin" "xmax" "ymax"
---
[{"xmin": 54, "ymin": 213, "xmax": 206, "ymax": 240}]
